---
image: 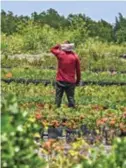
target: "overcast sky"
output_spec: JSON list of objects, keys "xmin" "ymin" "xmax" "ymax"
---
[{"xmin": 1, "ymin": 1, "xmax": 126, "ymax": 24}]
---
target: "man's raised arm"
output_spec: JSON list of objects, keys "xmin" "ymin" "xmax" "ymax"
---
[{"xmin": 50, "ymin": 44, "xmax": 61, "ymax": 58}]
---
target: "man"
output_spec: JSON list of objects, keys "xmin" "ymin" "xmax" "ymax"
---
[{"xmin": 50, "ymin": 41, "xmax": 81, "ymax": 108}]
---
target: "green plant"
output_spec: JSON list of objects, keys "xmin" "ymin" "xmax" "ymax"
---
[{"xmin": 1, "ymin": 94, "xmax": 46, "ymax": 168}]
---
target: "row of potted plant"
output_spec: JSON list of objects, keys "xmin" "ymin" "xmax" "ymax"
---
[
  {"xmin": 2, "ymin": 68, "xmax": 126, "ymax": 83},
  {"xmin": 2, "ymin": 86, "xmax": 126, "ymax": 167},
  {"xmin": 2, "ymin": 82, "xmax": 126, "ymax": 108}
]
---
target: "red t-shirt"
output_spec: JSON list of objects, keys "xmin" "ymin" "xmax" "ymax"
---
[{"xmin": 50, "ymin": 45, "xmax": 81, "ymax": 84}]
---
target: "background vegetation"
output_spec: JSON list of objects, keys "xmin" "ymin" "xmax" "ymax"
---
[
  {"xmin": 1, "ymin": 9, "xmax": 126, "ymax": 43},
  {"xmin": 1, "ymin": 9, "xmax": 126, "ymax": 72},
  {"xmin": 1, "ymin": 8, "xmax": 126, "ymax": 168}
]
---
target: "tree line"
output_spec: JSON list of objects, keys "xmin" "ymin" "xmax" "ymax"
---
[{"xmin": 1, "ymin": 8, "xmax": 126, "ymax": 43}]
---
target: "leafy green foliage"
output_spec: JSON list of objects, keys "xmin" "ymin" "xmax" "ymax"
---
[
  {"xmin": 31, "ymin": 8, "xmax": 69, "ymax": 29},
  {"xmin": 114, "ymin": 13, "xmax": 126, "ymax": 43},
  {"xmin": 2, "ymin": 82, "xmax": 126, "ymax": 107},
  {"xmin": 1, "ymin": 9, "xmax": 126, "ymax": 43},
  {"xmin": 80, "ymin": 138, "xmax": 126, "ymax": 168},
  {"xmin": 1, "ymin": 67, "xmax": 126, "ymax": 82},
  {"xmin": 1, "ymin": 94, "xmax": 46, "ymax": 168},
  {"xmin": 1, "ymin": 8, "xmax": 126, "ymax": 168}
]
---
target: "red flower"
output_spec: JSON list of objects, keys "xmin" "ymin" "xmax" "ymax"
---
[
  {"xmin": 35, "ymin": 113, "xmax": 42, "ymax": 120},
  {"xmin": 109, "ymin": 120, "xmax": 116, "ymax": 126}
]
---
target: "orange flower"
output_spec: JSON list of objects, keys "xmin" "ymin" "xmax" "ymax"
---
[
  {"xmin": 43, "ymin": 139, "xmax": 56, "ymax": 151},
  {"xmin": 96, "ymin": 117, "xmax": 108, "ymax": 126},
  {"xmin": 96, "ymin": 119, "xmax": 105, "ymax": 126},
  {"xmin": 43, "ymin": 141, "xmax": 52, "ymax": 151},
  {"xmin": 35, "ymin": 113, "xmax": 42, "ymax": 120},
  {"xmin": 109, "ymin": 120, "xmax": 116, "ymax": 126},
  {"xmin": 54, "ymin": 146, "xmax": 64, "ymax": 151},
  {"xmin": 120, "ymin": 123, "xmax": 126, "ymax": 131},
  {"xmin": 5, "ymin": 72, "xmax": 12, "ymax": 78},
  {"xmin": 51, "ymin": 120, "xmax": 59, "ymax": 127},
  {"xmin": 92, "ymin": 105, "xmax": 103, "ymax": 111},
  {"xmin": 101, "ymin": 118, "xmax": 108, "ymax": 122}
]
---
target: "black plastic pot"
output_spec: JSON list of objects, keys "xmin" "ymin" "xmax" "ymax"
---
[
  {"xmin": 48, "ymin": 126, "xmax": 63, "ymax": 139},
  {"xmin": 2, "ymin": 78, "xmax": 14, "ymax": 84},
  {"xmin": 120, "ymin": 54, "xmax": 126, "ymax": 59},
  {"xmin": 65, "ymin": 128, "xmax": 81, "ymax": 142},
  {"xmin": 120, "ymin": 130, "xmax": 126, "ymax": 137},
  {"xmin": 44, "ymin": 80, "xmax": 51, "ymax": 86},
  {"xmin": 80, "ymin": 124, "xmax": 90, "ymax": 135}
]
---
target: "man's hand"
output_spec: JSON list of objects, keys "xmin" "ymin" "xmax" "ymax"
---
[{"xmin": 50, "ymin": 44, "xmax": 61, "ymax": 57}]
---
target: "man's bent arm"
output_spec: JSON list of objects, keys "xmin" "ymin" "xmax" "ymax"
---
[{"xmin": 50, "ymin": 44, "xmax": 61, "ymax": 58}]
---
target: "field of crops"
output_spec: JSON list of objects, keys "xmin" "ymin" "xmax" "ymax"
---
[
  {"xmin": 1, "ymin": 6, "xmax": 126, "ymax": 167},
  {"xmin": 1, "ymin": 51, "xmax": 126, "ymax": 168}
]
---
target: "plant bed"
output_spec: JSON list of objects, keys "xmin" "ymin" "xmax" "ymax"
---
[
  {"xmin": 2, "ymin": 65, "xmax": 126, "ymax": 74},
  {"xmin": 2, "ymin": 67, "xmax": 126, "ymax": 83}
]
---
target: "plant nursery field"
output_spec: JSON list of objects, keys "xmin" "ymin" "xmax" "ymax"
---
[
  {"xmin": 1, "ymin": 53, "xmax": 126, "ymax": 168},
  {"xmin": 1, "ymin": 8, "xmax": 126, "ymax": 167}
]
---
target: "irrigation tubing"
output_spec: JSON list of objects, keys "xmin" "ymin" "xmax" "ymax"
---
[{"xmin": 2, "ymin": 78, "xmax": 126, "ymax": 86}]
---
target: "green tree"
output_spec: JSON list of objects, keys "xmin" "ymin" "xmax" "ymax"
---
[
  {"xmin": 114, "ymin": 13, "xmax": 126, "ymax": 43},
  {"xmin": 31, "ymin": 8, "xmax": 69, "ymax": 28},
  {"xmin": 67, "ymin": 14, "xmax": 89, "ymax": 44},
  {"xmin": 1, "ymin": 10, "xmax": 30, "ymax": 35},
  {"xmin": 67, "ymin": 13, "xmax": 113, "ymax": 42}
]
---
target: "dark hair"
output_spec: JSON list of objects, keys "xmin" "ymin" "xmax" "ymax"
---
[{"xmin": 65, "ymin": 41, "xmax": 70, "ymax": 44}]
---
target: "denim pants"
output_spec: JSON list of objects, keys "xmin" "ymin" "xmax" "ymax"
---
[{"xmin": 55, "ymin": 81, "xmax": 75, "ymax": 108}]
